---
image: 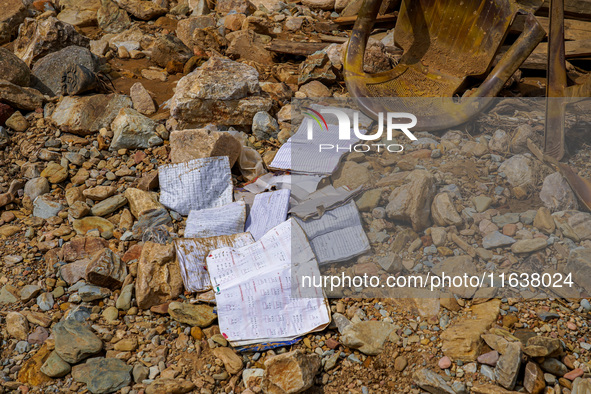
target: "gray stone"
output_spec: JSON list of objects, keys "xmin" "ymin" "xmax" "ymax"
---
[
  {"xmin": 541, "ymin": 358, "xmax": 568, "ymax": 377},
  {"xmin": 32, "ymin": 46, "xmax": 99, "ymax": 96},
  {"xmin": 170, "ymin": 57, "xmax": 272, "ymax": 127},
  {"xmin": 110, "ymin": 108, "xmax": 160, "ymax": 150},
  {"xmin": 510, "ymin": 124, "xmax": 541, "ymax": 154},
  {"xmin": 0, "ymin": 285, "xmax": 18, "ymax": 304},
  {"xmin": 130, "ymin": 82, "xmax": 156, "ymax": 115},
  {"xmin": 54, "ymin": 319, "xmax": 103, "ymax": 364},
  {"xmin": 51, "ymin": 94, "xmax": 132, "ymax": 136},
  {"xmin": 72, "ymin": 357, "xmax": 132, "ymax": 394},
  {"xmin": 91, "ymin": 194, "xmax": 128, "ymax": 217},
  {"xmin": 252, "ymin": 111, "xmax": 279, "ymax": 140},
  {"xmin": 492, "ymin": 213, "xmax": 521, "ymax": 227},
  {"xmin": 116, "ymin": 283, "xmax": 134, "ymax": 310},
  {"xmin": 132, "ymin": 364, "xmax": 149, "ymax": 383},
  {"xmin": 540, "ymin": 172, "xmax": 578, "ymax": 212},
  {"xmin": 78, "ymin": 284, "xmax": 111, "ymax": 302},
  {"xmin": 472, "ymin": 196, "xmax": 493, "ymax": 213},
  {"xmin": 413, "ymin": 368, "xmax": 455, "ymax": 394},
  {"xmin": 86, "ymin": 248, "xmax": 127, "ymax": 290},
  {"xmin": 33, "ymin": 195, "xmax": 64, "ymax": 219},
  {"xmin": 431, "ymin": 192, "xmax": 463, "ymax": 227},
  {"xmin": 150, "ymin": 34, "xmax": 192, "ymax": 69},
  {"xmin": 499, "ymin": 154, "xmax": 536, "ymax": 188},
  {"xmin": 482, "ymin": 231, "xmax": 515, "ymax": 249},
  {"xmin": 566, "ymin": 248, "xmax": 591, "ymax": 294},
  {"xmin": 41, "ymin": 351, "xmax": 71, "ymax": 378},
  {"xmin": 386, "ymin": 170, "xmax": 436, "ymax": 231},
  {"xmin": 37, "ymin": 292, "xmax": 54, "ymax": 311},
  {"xmin": 0, "ymin": 47, "xmax": 30, "ymax": 86},
  {"xmin": 97, "ymin": 0, "xmax": 131, "ymax": 33},
  {"xmin": 340, "ymin": 321, "xmax": 393, "ymax": 355},
  {"xmin": 24, "ymin": 177, "xmax": 50, "ymax": 202},
  {"xmin": 20, "ymin": 284, "xmax": 42, "ymax": 302},
  {"xmin": 494, "ymin": 342, "xmax": 521, "ymax": 390},
  {"xmin": 488, "ymin": 129, "xmax": 509, "ymax": 153}
]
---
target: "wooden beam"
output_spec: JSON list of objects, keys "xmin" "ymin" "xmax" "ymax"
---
[
  {"xmin": 512, "ymin": 14, "xmax": 591, "ymax": 40},
  {"xmin": 265, "ymin": 40, "xmax": 330, "ymax": 56}
]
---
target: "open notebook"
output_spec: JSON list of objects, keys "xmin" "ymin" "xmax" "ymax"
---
[{"xmin": 206, "ymin": 219, "xmax": 330, "ymax": 347}]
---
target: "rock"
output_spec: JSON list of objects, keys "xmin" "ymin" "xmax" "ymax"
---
[
  {"xmin": 499, "ymin": 154, "xmax": 536, "ymax": 188},
  {"xmin": 252, "ymin": 111, "xmax": 279, "ymax": 140},
  {"xmin": 477, "ymin": 351, "xmax": 499, "ymax": 366},
  {"xmin": 85, "ymin": 248, "xmax": 127, "ymax": 289},
  {"xmin": 0, "ymin": 284, "xmax": 18, "ymax": 304},
  {"xmin": 7, "ymin": 312, "xmax": 29, "ymax": 340},
  {"xmin": 91, "ymin": 194, "xmax": 128, "ymax": 217},
  {"xmin": 533, "ymin": 206, "xmax": 555, "ymax": 234},
  {"xmin": 567, "ymin": 211, "xmax": 591, "ymax": 240},
  {"xmin": 33, "ymin": 195, "xmax": 64, "ymax": 219},
  {"xmin": 151, "ymin": 34, "xmax": 192, "ymax": 70},
  {"xmin": 0, "ymin": 79, "xmax": 45, "ymax": 110},
  {"xmin": 386, "ymin": 170, "xmax": 436, "ymax": 231},
  {"xmin": 124, "ymin": 188, "xmax": 162, "ymax": 218},
  {"xmin": 524, "ymin": 336, "xmax": 561, "ymax": 357},
  {"xmin": 540, "ymin": 172, "xmax": 578, "ymax": 212},
  {"xmin": 57, "ymin": 0, "xmax": 101, "ymax": 26},
  {"xmin": 133, "ymin": 364, "xmax": 149, "ymax": 382},
  {"xmin": 394, "ymin": 356, "xmax": 408, "ymax": 372},
  {"xmin": 572, "ymin": 378, "xmax": 591, "ymax": 393},
  {"xmin": 482, "ymin": 231, "xmax": 515, "ymax": 249},
  {"xmin": 213, "ymin": 347, "xmax": 243, "ymax": 374},
  {"xmin": 103, "ymin": 305, "xmax": 119, "ymax": 321},
  {"xmin": 510, "ymin": 238, "xmax": 547, "ymax": 254},
  {"xmin": 116, "ymin": 283, "xmax": 134, "ymax": 310},
  {"xmin": 32, "ymin": 46, "xmax": 99, "ymax": 96},
  {"xmin": 169, "ymin": 129, "xmax": 242, "ymax": 166},
  {"xmin": 566, "ymin": 248, "xmax": 591, "ymax": 294},
  {"xmin": 431, "ymin": 192, "xmax": 463, "ymax": 227},
  {"xmin": 114, "ymin": 0, "xmax": 167, "ymax": 20},
  {"xmin": 20, "ymin": 284, "xmax": 42, "ymax": 302},
  {"xmin": 510, "ymin": 124, "xmax": 541, "ymax": 154},
  {"xmin": 145, "ymin": 378, "xmax": 196, "ymax": 394},
  {"xmin": 13, "ymin": 17, "xmax": 90, "ymax": 66},
  {"xmin": 541, "ymin": 358, "xmax": 568, "ymax": 377},
  {"xmin": 473, "ymin": 196, "xmax": 493, "ymax": 213},
  {"xmin": 340, "ymin": 321, "xmax": 393, "ymax": 355},
  {"xmin": 52, "ymin": 94, "xmax": 132, "ymax": 136},
  {"xmin": 135, "ymin": 242, "xmax": 184, "ymax": 309},
  {"xmin": 40, "ymin": 351, "xmax": 71, "ymax": 378},
  {"xmin": 0, "ymin": 48, "xmax": 30, "ymax": 86},
  {"xmin": 17, "ymin": 344, "xmax": 52, "ymax": 386},
  {"xmin": 130, "ymin": 82, "xmax": 156, "ymax": 115},
  {"xmin": 564, "ymin": 368, "xmax": 584, "ymax": 380},
  {"xmin": 262, "ymin": 350, "xmax": 320, "ymax": 394},
  {"xmin": 0, "ymin": 0, "xmax": 26, "ymax": 45},
  {"xmin": 494, "ymin": 342, "xmax": 522, "ymax": 390},
  {"xmin": 216, "ymin": 0, "xmax": 255, "ymax": 13},
  {"xmin": 226, "ymin": 30, "xmax": 274, "ymax": 63},
  {"xmin": 37, "ymin": 292, "xmax": 54, "ymax": 311},
  {"xmin": 441, "ymin": 300, "xmax": 500, "ymax": 362},
  {"xmin": 175, "ymin": 15, "xmax": 216, "ymax": 47},
  {"xmin": 73, "ymin": 216, "xmax": 115, "ymax": 237},
  {"xmin": 60, "ymin": 260, "xmax": 90, "ymax": 284},
  {"xmin": 332, "ymin": 160, "xmax": 370, "ymax": 190},
  {"xmin": 84, "ymin": 186, "xmax": 116, "ymax": 201},
  {"xmin": 24, "ymin": 177, "xmax": 50, "ymax": 201},
  {"xmin": 72, "ymin": 357, "xmax": 132, "ymax": 394},
  {"xmin": 299, "ymin": 80, "xmax": 330, "ymax": 97},
  {"xmin": 110, "ymin": 108, "xmax": 160, "ymax": 150},
  {"xmin": 167, "ymin": 301, "xmax": 216, "ymax": 327},
  {"xmin": 79, "ymin": 284, "xmax": 111, "ymax": 301},
  {"xmin": 523, "ymin": 361, "xmax": 545, "ymax": 394},
  {"xmin": 489, "ymin": 129, "xmax": 510, "ymax": 152},
  {"xmin": 97, "ymin": 0, "xmax": 131, "ymax": 33},
  {"xmin": 54, "ymin": 319, "xmax": 103, "ymax": 364},
  {"xmin": 438, "ymin": 356, "xmax": 452, "ymax": 369},
  {"xmin": 413, "ymin": 368, "xmax": 455, "ymax": 394},
  {"xmin": 170, "ymin": 57, "xmax": 272, "ymax": 127},
  {"xmin": 41, "ymin": 162, "xmax": 68, "ymax": 183}
]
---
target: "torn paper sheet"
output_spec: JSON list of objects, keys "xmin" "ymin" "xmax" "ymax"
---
[
  {"xmin": 289, "ymin": 184, "xmax": 363, "ymax": 220},
  {"xmin": 185, "ymin": 201, "xmax": 246, "ymax": 238},
  {"xmin": 269, "ymin": 118, "xmax": 368, "ymax": 175},
  {"xmin": 295, "ymin": 201, "xmax": 370, "ymax": 264},
  {"xmin": 158, "ymin": 156, "xmax": 233, "ymax": 216},
  {"xmin": 175, "ymin": 232, "xmax": 254, "ymax": 292},
  {"xmin": 245, "ymin": 189, "xmax": 291, "ymax": 240},
  {"xmin": 206, "ymin": 219, "xmax": 330, "ymax": 346}
]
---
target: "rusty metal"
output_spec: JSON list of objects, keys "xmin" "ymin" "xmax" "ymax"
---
[{"xmin": 344, "ymin": 0, "xmax": 545, "ymax": 131}]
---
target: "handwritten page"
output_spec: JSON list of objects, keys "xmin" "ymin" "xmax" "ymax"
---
[
  {"xmin": 159, "ymin": 156, "xmax": 233, "ymax": 215},
  {"xmin": 185, "ymin": 201, "xmax": 246, "ymax": 238},
  {"xmin": 206, "ymin": 219, "xmax": 330, "ymax": 346},
  {"xmin": 174, "ymin": 232, "xmax": 254, "ymax": 292},
  {"xmin": 290, "ymin": 184, "xmax": 363, "ymax": 220},
  {"xmin": 295, "ymin": 201, "xmax": 370, "ymax": 264},
  {"xmin": 245, "ymin": 189, "xmax": 291, "ymax": 240}
]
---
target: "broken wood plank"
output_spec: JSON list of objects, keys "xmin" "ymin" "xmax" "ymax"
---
[
  {"xmin": 494, "ymin": 40, "xmax": 590, "ymax": 70},
  {"xmin": 541, "ymin": 0, "xmax": 591, "ymax": 20},
  {"xmin": 265, "ymin": 40, "xmax": 330, "ymax": 56},
  {"xmin": 318, "ymin": 34, "xmax": 348, "ymax": 43},
  {"xmin": 333, "ymin": 13, "xmax": 397, "ymax": 26},
  {"xmin": 512, "ymin": 14, "xmax": 591, "ymax": 41}
]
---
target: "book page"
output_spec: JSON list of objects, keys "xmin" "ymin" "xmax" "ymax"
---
[
  {"xmin": 185, "ymin": 201, "xmax": 246, "ymax": 238},
  {"xmin": 159, "ymin": 156, "xmax": 233, "ymax": 215},
  {"xmin": 206, "ymin": 219, "xmax": 330, "ymax": 345},
  {"xmin": 245, "ymin": 189, "xmax": 291, "ymax": 240},
  {"xmin": 295, "ymin": 201, "xmax": 371, "ymax": 264},
  {"xmin": 174, "ymin": 232, "xmax": 254, "ymax": 292}
]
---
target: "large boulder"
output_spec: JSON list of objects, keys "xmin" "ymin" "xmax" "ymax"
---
[
  {"xmin": 97, "ymin": 0, "xmax": 131, "ymax": 33},
  {"xmin": 169, "ymin": 129, "xmax": 242, "ymax": 166},
  {"xmin": 0, "ymin": 80, "xmax": 45, "ymax": 110},
  {"xmin": 113, "ymin": 0, "xmax": 167, "ymax": 20},
  {"xmin": 170, "ymin": 57, "xmax": 272, "ymax": 127},
  {"xmin": 109, "ymin": 108, "xmax": 160, "ymax": 150},
  {"xmin": 57, "ymin": 0, "xmax": 102, "ymax": 27},
  {"xmin": 150, "ymin": 34, "xmax": 192, "ymax": 70},
  {"xmin": 32, "ymin": 46, "xmax": 99, "ymax": 96},
  {"xmin": 0, "ymin": 0, "xmax": 27, "ymax": 45},
  {"xmin": 0, "ymin": 48, "xmax": 31, "ymax": 87},
  {"xmin": 14, "ymin": 17, "xmax": 90, "ymax": 66}
]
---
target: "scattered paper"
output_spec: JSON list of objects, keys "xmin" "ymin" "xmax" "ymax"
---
[
  {"xmin": 185, "ymin": 201, "xmax": 246, "ymax": 238},
  {"xmin": 290, "ymin": 185, "xmax": 363, "ymax": 220},
  {"xmin": 295, "ymin": 201, "xmax": 370, "ymax": 264},
  {"xmin": 159, "ymin": 156, "xmax": 233, "ymax": 216},
  {"xmin": 175, "ymin": 232, "xmax": 254, "ymax": 292},
  {"xmin": 245, "ymin": 189, "xmax": 291, "ymax": 240},
  {"xmin": 206, "ymin": 219, "xmax": 330, "ymax": 346}
]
